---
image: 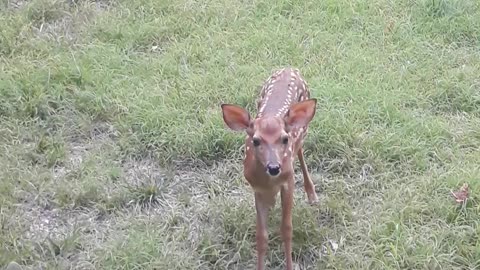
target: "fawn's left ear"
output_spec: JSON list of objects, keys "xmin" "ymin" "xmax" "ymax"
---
[
  {"xmin": 284, "ymin": 99, "xmax": 317, "ymax": 129},
  {"xmin": 221, "ymin": 104, "xmax": 251, "ymax": 131}
]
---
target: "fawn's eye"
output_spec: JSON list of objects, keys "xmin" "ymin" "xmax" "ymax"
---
[
  {"xmin": 281, "ymin": 136, "xmax": 289, "ymax": 144},
  {"xmin": 252, "ymin": 137, "xmax": 261, "ymax": 147}
]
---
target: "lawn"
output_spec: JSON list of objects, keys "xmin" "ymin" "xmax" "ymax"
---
[{"xmin": 1, "ymin": 0, "xmax": 479, "ymax": 269}]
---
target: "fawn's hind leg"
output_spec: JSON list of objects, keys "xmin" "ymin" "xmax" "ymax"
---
[{"xmin": 297, "ymin": 147, "xmax": 318, "ymax": 204}]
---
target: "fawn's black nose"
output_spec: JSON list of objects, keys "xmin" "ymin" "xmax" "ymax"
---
[{"xmin": 266, "ymin": 163, "xmax": 281, "ymax": 176}]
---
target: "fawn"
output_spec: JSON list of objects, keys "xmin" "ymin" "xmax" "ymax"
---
[{"xmin": 221, "ymin": 67, "xmax": 319, "ymax": 270}]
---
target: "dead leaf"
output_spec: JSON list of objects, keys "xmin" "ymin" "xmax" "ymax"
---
[
  {"xmin": 384, "ymin": 20, "xmax": 395, "ymax": 34},
  {"xmin": 451, "ymin": 183, "xmax": 469, "ymax": 203}
]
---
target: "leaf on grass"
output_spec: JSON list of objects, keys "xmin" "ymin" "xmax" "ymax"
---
[{"xmin": 450, "ymin": 183, "xmax": 469, "ymax": 203}]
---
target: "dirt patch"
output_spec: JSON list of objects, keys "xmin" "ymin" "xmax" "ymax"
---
[
  {"xmin": 4, "ymin": 122, "xmax": 117, "ymax": 268},
  {"xmin": 8, "ymin": 120, "xmax": 362, "ymax": 269},
  {"xmin": 6, "ymin": 0, "xmax": 28, "ymax": 10},
  {"xmin": 11, "ymin": 0, "xmax": 116, "ymax": 45}
]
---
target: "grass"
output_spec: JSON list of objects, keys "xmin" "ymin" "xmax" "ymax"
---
[{"xmin": 1, "ymin": 0, "xmax": 480, "ymax": 269}]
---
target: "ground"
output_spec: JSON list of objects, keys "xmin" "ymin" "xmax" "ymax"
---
[{"xmin": 1, "ymin": 0, "xmax": 480, "ymax": 269}]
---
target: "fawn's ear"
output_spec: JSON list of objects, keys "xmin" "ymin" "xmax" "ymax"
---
[
  {"xmin": 284, "ymin": 99, "xmax": 317, "ymax": 129},
  {"xmin": 221, "ymin": 104, "xmax": 251, "ymax": 131}
]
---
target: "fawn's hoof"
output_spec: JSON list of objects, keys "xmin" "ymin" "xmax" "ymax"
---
[{"xmin": 307, "ymin": 193, "xmax": 319, "ymax": 205}]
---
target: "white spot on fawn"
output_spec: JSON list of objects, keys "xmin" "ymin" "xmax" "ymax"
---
[
  {"xmin": 259, "ymin": 89, "xmax": 274, "ymax": 114},
  {"xmin": 275, "ymin": 68, "xmax": 285, "ymax": 76}
]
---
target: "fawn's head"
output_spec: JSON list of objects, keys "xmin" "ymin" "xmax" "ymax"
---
[{"xmin": 221, "ymin": 99, "xmax": 317, "ymax": 177}]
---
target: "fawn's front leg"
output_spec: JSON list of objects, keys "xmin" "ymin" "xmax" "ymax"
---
[
  {"xmin": 280, "ymin": 179, "xmax": 294, "ymax": 270},
  {"xmin": 254, "ymin": 192, "xmax": 270, "ymax": 270}
]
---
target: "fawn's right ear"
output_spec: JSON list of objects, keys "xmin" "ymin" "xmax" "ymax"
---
[{"xmin": 221, "ymin": 104, "xmax": 251, "ymax": 131}]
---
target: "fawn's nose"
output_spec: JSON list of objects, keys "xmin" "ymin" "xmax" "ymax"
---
[{"xmin": 266, "ymin": 163, "xmax": 281, "ymax": 176}]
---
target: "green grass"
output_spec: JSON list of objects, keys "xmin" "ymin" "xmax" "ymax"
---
[{"xmin": 1, "ymin": 0, "xmax": 480, "ymax": 269}]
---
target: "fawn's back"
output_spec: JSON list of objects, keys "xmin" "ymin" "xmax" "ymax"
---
[{"xmin": 257, "ymin": 67, "xmax": 311, "ymax": 118}]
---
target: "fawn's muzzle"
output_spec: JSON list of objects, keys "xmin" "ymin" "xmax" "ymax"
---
[{"xmin": 266, "ymin": 163, "xmax": 281, "ymax": 176}]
